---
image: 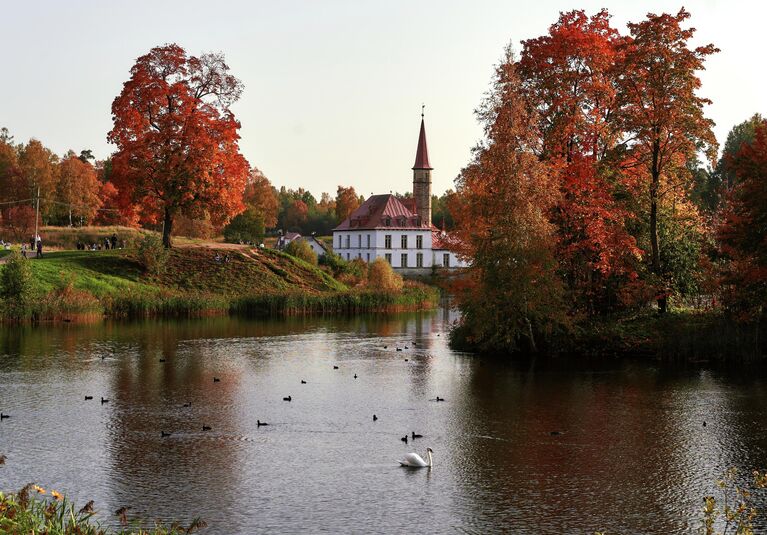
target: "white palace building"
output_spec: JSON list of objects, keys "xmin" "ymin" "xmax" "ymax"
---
[{"xmin": 332, "ymin": 115, "xmax": 466, "ymax": 271}]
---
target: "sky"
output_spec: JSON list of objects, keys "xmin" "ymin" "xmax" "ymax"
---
[{"xmin": 2, "ymin": 0, "xmax": 765, "ymax": 199}]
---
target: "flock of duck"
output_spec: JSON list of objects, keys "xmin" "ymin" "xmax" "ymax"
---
[{"xmin": 0, "ymin": 340, "xmax": 442, "ymax": 472}]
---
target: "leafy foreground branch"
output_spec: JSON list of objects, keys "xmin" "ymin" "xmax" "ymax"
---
[
  {"xmin": 703, "ymin": 469, "xmax": 767, "ymax": 535},
  {"xmin": 0, "ymin": 484, "xmax": 206, "ymax": 535}
]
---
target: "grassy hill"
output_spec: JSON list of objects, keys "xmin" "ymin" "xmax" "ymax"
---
[{"xmin": 5, "ymin": 246, "xmax": 436, "ymax": 321}]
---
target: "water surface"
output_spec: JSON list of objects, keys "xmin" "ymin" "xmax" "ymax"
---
[{"xmin": 1, "ymin": 308, "xmax": 767, "ymax": 533}]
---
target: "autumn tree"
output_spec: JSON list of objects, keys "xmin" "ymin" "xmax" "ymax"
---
[
  {"xmin": 450, "ymin": 50, "xmax": 566, "ymax": 353},
  {"xmin": 17, "ymin": 139, "xmax": 59, "ymax": 221},
  {"xmin": 283, "ymin": 199, "xmax": 308, "ymax": 231},
  {"xmin": 243, "ymin": 167, "xmax": 279, "ymax": 229},
  {"xmin": 519, "ymin": 10, "xmax": 640, "ymax": 312},
  {"xmin": 718, "ymin": 120, "xmax": 767, "ymax": 316},
  {"xmin": 108, "ymin": 44, "xmax": 250, "ymax": 247},
  {"xmin": 56, "ymin": 153, "xmax": 102, "ymax": 225},
  {"xmin": 616, "ymin": 8, "xmax": 718, "ymax": 312},
  {"xmin": 335, "ymin": 185, "xmax": 360, "ymax": 223}
]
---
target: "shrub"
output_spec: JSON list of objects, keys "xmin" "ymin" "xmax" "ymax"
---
[
  {"xmin": 135, "ymin": 233, "xmax": 169, "ymax": 275},
  {"xmin": 223, "ymin": 207, "xmax": 265, "ymax": 243},
  {"xmin": 368, "ymin": 257, "xmax": 403, "ymax": 291},
  {"xmin": 284, "ymin": 239, "xmax": 317, "ymax": 265},
  {"xmin": 0, "ymin": 251, "xmax": 33, "ymax": 318},
  {"xmin": 319, "ymin": 250, "xmax": 348, "ymax": 275},
  {"xmin": 338, "ymin": 258, "xmax": 368, "ymax": 287}
]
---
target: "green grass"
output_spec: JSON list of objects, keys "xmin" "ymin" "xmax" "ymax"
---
[{"xmin": 0, "ymin": 247, "xmax": 436, "ymax": 322}]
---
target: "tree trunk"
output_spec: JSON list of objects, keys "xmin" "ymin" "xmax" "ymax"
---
[
  {"xmin": 650, "ymin": 138, "xmax": 666, "ymax": 314},
  {"xmin": 162, "ymin": 207, "xmax": 174, "ymax": 248}
]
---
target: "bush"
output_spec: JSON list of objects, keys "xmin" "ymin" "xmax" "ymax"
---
[
  {"xmin": 319, "ymin": 250, "xmax": 347, "ymax": 275},
  {"xmin": 1, "ymin": 251, "xmax": 33, "ymax": 318},
  {"xmin": 368, "ymin": 257, "xmax": 403, "ymax": 291},
  {"xmin": 223, "ymin": 207, "xmax": 264, "ymax": 243},
  {"xmin": 135, "ymin": 233, "xmax": 169, "ymax": 275},
  {"xmin": 284, "ymin": 239, "xmax": 318, "ymax": 265}
]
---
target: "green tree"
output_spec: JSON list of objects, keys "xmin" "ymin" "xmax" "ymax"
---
[
  {"xmin": 284, "ymin": 238, "xmax": 317, "ymax": 265},
  {"xmin": 1, "ymin": 251, "xmax": 33, "ymax": 319},
  {"xmin": 223, "ymin": 207, "xmax": 265, "ymax": 243}
]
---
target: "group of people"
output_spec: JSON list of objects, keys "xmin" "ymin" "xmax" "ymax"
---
[
  {"xmin": 20, "ymin": 235, "xmax": 43, "ymax": 258},
  {"xmin": 213, "ymin": 252, "xmax": 232, "ymax": 264},
  {"xmin": 76, "ymin": 234, "xmax": 121, "ymax": 251}
]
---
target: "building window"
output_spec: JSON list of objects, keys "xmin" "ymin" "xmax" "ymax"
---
[
  {"xmin": 385, "ymin": 253, "xmax": 392, "ymax": 264},
  {"xmin": 416, "ymin": 235, "xmax": 423, "ymax": 249},
  {"xmin": 338, "ymin": 234, "xmax": 342, "ymax": 249},
  {"xmin": 366, "ymin": 234, "xmax": 370, "ymax": 248},
  {"xmin": 358, "ymin": 234, "xmax": 361, "ymax": 248},
  {"xmin": 385, "ymin": 235, "xmax": 392, "ymax": 249},
  {"xmin": 358, "ymin": 252, "xmax": 361, "ymax": 259},
  {"xmin": 401, "ymin": 253, "xmax": 408, "ymax": 267},
  {"xmin": 345, "ymin": 235, "xmax": 350, "ymax": 249},
  {"xmin": 347, "ymin": 253, "xmax": 350, "ymax": 260},
  {"xmin": 385, "ymin": 218, "xmax": 391, "ymax": 226},
  {"xmin": 366, "ymin": 253, "xmax": 370, "ymax": 262},
  {"xmin": 401, "ymin": 234, "xmax": 408, "ymax": 249},
  {"xmin": 443, "ymin": 253, "xmax": 450, "ymax": 267},
  {"xmin": 416, "ymin": 253, "xmax": 423, "ymax": 267}
]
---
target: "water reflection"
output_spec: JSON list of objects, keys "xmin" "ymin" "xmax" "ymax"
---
[{"xmin": 1, "ymin": 310, "xmax": 767, "ymax": 533}]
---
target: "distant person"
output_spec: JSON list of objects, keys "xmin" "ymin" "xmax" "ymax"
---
[
  {"xmin": 111, "ymin": 233, "xmax": 118, "ymax": 249},
  {"xmin": 21, "ymin": 243, "xmax": 27, "ymax": 258},
  {"xmin": 36, "ymin": 237, "xmax": 43, "ymax": 258},
  {"xmin": 104, "ymin": 237, "xmax": 111, "ymax": 250}
]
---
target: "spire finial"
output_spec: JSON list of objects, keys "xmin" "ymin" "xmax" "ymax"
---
[{"xmin": 421, "ymin": 103, "xmax": 425, "ymax": 119}]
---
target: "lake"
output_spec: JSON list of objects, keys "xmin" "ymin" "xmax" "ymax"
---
[{"xmin": 1, "ymin": 306, "xmax": 767, "ymax": 534}]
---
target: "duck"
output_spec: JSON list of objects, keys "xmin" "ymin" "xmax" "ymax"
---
[
  {"xmin": 333, "ymin": 365, "xmax": 339, "ymax": 370},
  {"xmin": 398, "ymin": 448, "xmax": 433, "ymax": 468},
  {"xmin": 411, "ymin": 432, "xmax": 423, "ymax": 439},
  {"xmin": 550, "ymin": 431, "xmax": 563, "ymax": 436},
  {"xmin": 383, "ymin": 345, "xmax": 388, "ymax": 349},
  {"xmin": 100, "ymin": 398, "xmax": 109, "ymax": 404},
  {"xmin": 373, "ymin": 414, "xmax": 378, "ymax": 421},
  {"xmin": 213, "ymin": 377, "xmax": 221, "ymax": 383},
  {"xmin": 84, "ymin": 395, "xmax": 93, "ymax": 400},
  {"xmin": 353, "ymin": 374, "xmax": 358, "ymax": 379},
  {"xmin": 161, "ymin": 431, "xmax": 171, "ymax": 437},
  {"xmin": 301, "ymin": 380, "xmax": 307, "ymax": 384},
  {"xmin": 435, "ymin": 396, "xmax": 445, "ymax": 402},
  {"xmin": 257, "ymin": 420, "xmax": 268, "ymax": 426},
  {"xmin": 401, "ymin": 435, "xmax": 408, "ymax": 444},
  {"xmin": 396, "ymin": 348, "xmax": 402, "ymax": 352},
  {"xmin": 404, "ymin": 358, "xmax": 409, "ymax": 362},
  {"xmin": 283, "ymin": 395, "xmax": 292, "ymax": 402},
  {"xmin": 0, "ymin": 413, "xmax": 9, "ymax": 419},
  {"xmin": 182, "ymin": 402, "xmax": 192, "ymax": 408},
  {"xmin": 159, "ymin": 359, "xmax": 166, "ymax": 363},
  {"xmin": 202, "ymin": 425, "xmax": 212, "ymax": 431}
]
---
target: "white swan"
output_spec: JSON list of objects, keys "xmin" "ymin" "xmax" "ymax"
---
[{"xmin": 398, "ymin": 447, "xmax": 433, "ymax": 468}]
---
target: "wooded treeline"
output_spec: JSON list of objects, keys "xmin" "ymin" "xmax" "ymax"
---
[{"xmin": 450, "ymin": 8, "xmax": 767, "ymax": 353}]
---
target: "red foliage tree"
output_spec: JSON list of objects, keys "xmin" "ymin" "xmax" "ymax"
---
[
  {"xmin": 518, "ymin": 10, "xmax": 641, "ymax": 312},
  {"xmin": 718, "ymin": 120, "xmax": 767, "ymax": 316},
  {"xmin": 283, "ymin": 199, "xmax": 308, "ymax": 231},
  {"xmin": 57, "ymin": 155, "xmax": 102, "ymax": 225},
  {"xmin": 108, "ymin": 44, "xmax": 250, "ymax": 247}
]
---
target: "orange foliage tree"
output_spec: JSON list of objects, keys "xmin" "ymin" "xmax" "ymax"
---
[
  {"xmin": 243, "ymin": 167, "xmax": 279, "ymax": 229},
  {"xmin": 57, "ymin": 154, "xmax": 102, "ymax": 225},
  {"xmin": 108, "ymin": 44, "xmax": 250, "ymax": 247},
  {"xmin": 616, "ymin": 8, "xmax": 718, "ymax": 312},
  {"xmin": 335, "ymin": 185, "xmax": 360, "ymax": 223},
  {"xmin": 450, "ymin": 51, "xmax": 566, "ymax": 353},
  {"xmin": 17, "ymin": 139, "xmax": 59, "ymax": 222}
]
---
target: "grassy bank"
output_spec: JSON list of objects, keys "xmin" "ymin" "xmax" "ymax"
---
[
  {"xmin": 0, "ymin": 248, "xmax": 438, "ymax": 322},
  {"xmin": 0, "ymin": 484, "xmax": 205, "ymax": 534}
]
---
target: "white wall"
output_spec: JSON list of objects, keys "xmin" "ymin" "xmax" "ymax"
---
[{"xmin": 333, "ymin": 229, "xmax": 435, "ymax": 268}]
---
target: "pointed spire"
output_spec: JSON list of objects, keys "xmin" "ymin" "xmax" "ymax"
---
[{"xmin": 412, "ymin": 109, "xmax": 433, "ymax": 170}]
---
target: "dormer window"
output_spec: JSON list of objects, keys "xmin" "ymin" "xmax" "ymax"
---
[{"xmin": 385, "ymin": 218, "xmax": 391, "ymax": 226}]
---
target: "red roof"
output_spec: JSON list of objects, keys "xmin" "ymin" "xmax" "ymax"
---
[
  {"xmin": 333, "ymin": 194, "xmax": 430, "ymax": 231},
  {"xmin": 412, "ymin": 118, "xmax": 432, "ymax": 170}
]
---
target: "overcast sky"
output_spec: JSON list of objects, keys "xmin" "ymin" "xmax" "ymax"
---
[{"xmin": 2, "ymin": 0, "xmax": 764, "ymax": 199}]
